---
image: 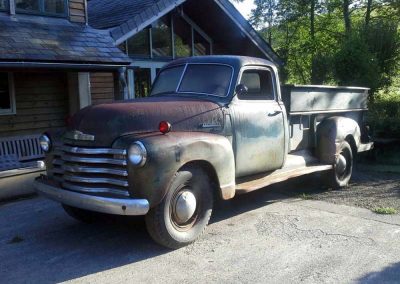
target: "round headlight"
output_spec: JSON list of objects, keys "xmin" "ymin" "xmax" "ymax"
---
[
  {"xmin": 39, "ymin": 134, "xmax": 51, "ymax": 153},
  {"xmin": 128, "ymin": 142, "xmax": 147, "ymax": 167}
]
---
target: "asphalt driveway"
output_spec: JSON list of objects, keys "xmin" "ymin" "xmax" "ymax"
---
[{"xmin": 1, "ymin": 174, "xmax": 400, "ymax": 284}]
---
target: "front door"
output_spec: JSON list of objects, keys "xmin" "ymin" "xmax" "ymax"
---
[{"xmin": 231, "ymin": 67, "xmax": 286, "ymax": 177}]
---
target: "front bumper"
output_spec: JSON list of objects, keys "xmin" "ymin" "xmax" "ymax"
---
[{"xmin": 33, "ymin": 177, "xmax": 150, "ymax": 216}]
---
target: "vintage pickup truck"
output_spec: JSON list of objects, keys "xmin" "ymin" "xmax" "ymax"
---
[{"xmin": 34, "ymin": 56, "xmax": 373, "ymax": 248}]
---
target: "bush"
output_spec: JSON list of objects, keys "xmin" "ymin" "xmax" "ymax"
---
[{"xmin": 369, "ymin": 85, "xmax": 400, "ymax": 139}]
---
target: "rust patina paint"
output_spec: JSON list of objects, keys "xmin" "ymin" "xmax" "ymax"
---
[{"xmin": 69, "ymin": 97, "xmax": 224, "ymax": 147}]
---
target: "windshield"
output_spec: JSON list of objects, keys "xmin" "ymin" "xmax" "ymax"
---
[{"xmin": 150, "ymin": 64, "xmax": 233, "ymax": 97}]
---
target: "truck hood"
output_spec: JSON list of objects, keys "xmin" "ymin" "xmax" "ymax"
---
[{"xmin": 68, "ymin": 96, "xmax": 224, "ymax": 146}]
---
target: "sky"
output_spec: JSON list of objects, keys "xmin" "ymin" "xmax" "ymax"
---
[{"xmin": 231, "ymin": 0, "xmax": 256, "ymax": 19}]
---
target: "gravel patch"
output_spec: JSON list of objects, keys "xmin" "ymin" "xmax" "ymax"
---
[{"xmin": 278, "ymin": 165, "xmax": 400, "ymax": 214}]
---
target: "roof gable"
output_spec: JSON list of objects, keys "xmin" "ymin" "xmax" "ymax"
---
[{"xmin": 88, "ymin": 0, "xmax": 282, "ymax": 65}]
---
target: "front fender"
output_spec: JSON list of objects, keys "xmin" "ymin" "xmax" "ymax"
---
[
  {"xmin": 317, "ymin": 116, "xmax": 361, "ymax": 164},
  {"xmin": 114, "ymin": 132, "xmax": 235, "ymax": 207}
]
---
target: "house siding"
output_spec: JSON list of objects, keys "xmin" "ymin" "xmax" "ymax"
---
[
  {"xmin": 90, "ymin": 73, "xmax": 115, "ymax": 105},
  {"xmin": 69, "ymin": 0, "xmax": 86, "ymax": 24},
  {"xmin": 0, "ymin": 73, "xmax": 68, "ymax": 138}
]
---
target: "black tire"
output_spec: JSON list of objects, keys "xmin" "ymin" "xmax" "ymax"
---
[
  {"xmin": 62, "ymin": 204, "xmax": 98, "ymax": 224},
  {"xmin": 329, "ymin": 141, "xmax": 353, "ymax": 189},
  {"xmin": 145, "ymin": 166, "xmax": 214, "ymax": 249}
]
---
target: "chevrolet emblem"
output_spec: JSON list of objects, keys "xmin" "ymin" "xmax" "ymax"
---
[{"xmin": 64, "ymin": 130, "xmax": 95, "ymax": 141}]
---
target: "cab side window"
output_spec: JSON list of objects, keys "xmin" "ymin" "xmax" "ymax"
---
[{"xmin": 239, "ymin": 69, "xmax": 274, "ymax": 100}]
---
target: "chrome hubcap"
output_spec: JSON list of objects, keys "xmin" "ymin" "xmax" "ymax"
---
[
  {"xmin": 174, "ymin": 191, "xmax": 197, "ymax": 224},
  {"xmin": 336, "ymin": 154, "xmax": 347, "ymax": 175}
]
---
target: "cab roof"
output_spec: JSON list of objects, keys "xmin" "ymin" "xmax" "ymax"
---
[{"xmin": 163, "ymin": 56, "xmax": 277, "ymax": 70}]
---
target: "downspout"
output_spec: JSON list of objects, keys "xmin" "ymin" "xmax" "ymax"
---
[
  {"xmin": 84, "ymin": 0, "xmax": 88, "ymax": 25},
  {"xmin": 118, "ymin": 67, "xmax": 128, "ymax": 100}
]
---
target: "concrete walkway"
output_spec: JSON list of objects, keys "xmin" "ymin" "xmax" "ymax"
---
[{"xmin": 1, "ymin": 188, "xmax": 400, "ymax": 283}]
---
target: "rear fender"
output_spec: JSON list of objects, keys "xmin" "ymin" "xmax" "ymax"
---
[{"xmin": 316, "ymin": 117, "xmax": 361, "ymax": 164}]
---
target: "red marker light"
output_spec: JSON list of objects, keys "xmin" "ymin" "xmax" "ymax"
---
[{"xmin": 159, "ymin": 121, "xmax": 172, "ymax": 134}]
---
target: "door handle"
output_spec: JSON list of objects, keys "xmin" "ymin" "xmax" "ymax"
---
[{"xmin": 268, "ymin": 110, "xmax": 282, "ymax": 117}]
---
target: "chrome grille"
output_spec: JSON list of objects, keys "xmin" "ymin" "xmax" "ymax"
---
[{"xmin": 50, "ymin": 145, "xmax": 129, "ymax": 197}]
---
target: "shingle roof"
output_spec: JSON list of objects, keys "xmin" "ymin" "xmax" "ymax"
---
[
  {"xmin": 0, "ymin": 13, "xmax": 130, "ymax": 65},
  {"xmin": 88, "ymin": 0, "xmax": 160, "ymax": 30}
]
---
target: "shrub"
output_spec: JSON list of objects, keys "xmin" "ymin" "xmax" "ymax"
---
[{"xmin": 369, "ymin": 86, "xmax": 400, "ymax": 138}]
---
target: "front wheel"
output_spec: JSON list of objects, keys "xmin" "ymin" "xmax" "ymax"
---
[
  {"xmin": 329, "ymin": 141, "xmax": 353, "ymax": 189},
  {"xmin": 145, "ymin": 166, "xmax": 214, "ymax": 249}
]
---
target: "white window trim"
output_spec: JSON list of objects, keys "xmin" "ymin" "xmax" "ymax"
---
[
  {"xmin": 125, "ymin": 11, "xmax": 213, "ymax": 60},
  {"xmin": 0, "ymin": 73, "xmax": 16, "ymax": 116}
]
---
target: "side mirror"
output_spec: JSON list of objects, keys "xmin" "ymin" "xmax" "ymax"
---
[{"xmin": 235, "ymin": 84, "xmax": 248, "ymax": 97}]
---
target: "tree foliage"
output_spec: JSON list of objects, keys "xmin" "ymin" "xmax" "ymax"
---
[{"xmin": 249, "ymin": 0, "xmax": 400, "ymax": 93}]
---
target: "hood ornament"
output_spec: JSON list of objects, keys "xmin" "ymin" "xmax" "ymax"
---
[{"xmin": 64, "ymin": 130, "xmax": 95, "ymax": 141}]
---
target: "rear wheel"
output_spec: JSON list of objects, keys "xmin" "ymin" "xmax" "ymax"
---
[
  {"xmin": 329, "ymin": 141, "xmax": 353, "ymax": 189},
  {"xmin": 145, "ymin": 166, "xmax": 213, "ymax": 249}
]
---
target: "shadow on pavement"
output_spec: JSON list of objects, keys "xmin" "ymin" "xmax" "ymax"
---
[
  {"xmin": 3, "ymin": 169, "xmax": 386, "ymax": 283},
  {"xmin": 357, "ymin": 262, "xmax": 400, "ymax": 283},
  {"xmin": 0, "ymin": 173, "xmax": 326, "ymax": 283}
]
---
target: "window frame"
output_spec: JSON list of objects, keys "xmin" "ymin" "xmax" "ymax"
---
[
  {"xmin": 126, "ymin": 28, "xmax": 151, "ymax": 59},
  {"xmin": 0, "ymin": 73, "xmax": 16, "ymax": 116},
  {"xmin": 15, "ymin": 0, "xmax": 69, "ymax": 18},
  {"xmin": 236, "ymin": 66, "xmax": 278, "ymax": 101},
  {"xmin": 124, "ymin": 11, "xmax": 213, "ymax": 59},
  {"xmin": 151, "ymin": 63, "xmax": 235, "ymax": 98}
]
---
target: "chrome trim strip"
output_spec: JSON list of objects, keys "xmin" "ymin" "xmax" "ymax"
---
[
  {"xmin": 62, "ymin": 164, "xmax": 128, "ymax": 177},
  {"xmin": 59, "ymin": 146, "xmax": 127, "ymax": 155},
  {"xmin": 62, "ymin": 182, "xmax": 130, "ymax": 197},
  {"xmin": 34, "ymin": 178, "xmax": 149, "ymax": 216},
  {"xmin": 51, "ymin": 167, "xmax": 64, "ymax": 175},
  {"xmin": 52, "ymin": 159, "xmax": 64, "ymax": 166},
  {"xmin": 61, "ymin": 154, "xmax": 127, "ymax": 166},
  {"xmin": 63, "ymin": 174, "xmax": 129, "ymax": 187},
  {"xmin": 289, "ymin": 108, "xmax": 367, "ymax": 115}
]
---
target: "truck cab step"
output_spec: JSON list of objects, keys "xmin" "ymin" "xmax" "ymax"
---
[{"xmin": 235, "ymin": 150, "xmax": 332, "ymax": 194}]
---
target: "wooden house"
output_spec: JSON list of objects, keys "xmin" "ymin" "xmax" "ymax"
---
[
  {"xmin": 0, "ymin": 0, "xmax": 130, "ymax": 199},
  {"xmin": 0, "ymin": 0, "xmax": 281, "ymax": 199},
  {"xmin": 87, "ymin": 0, "xmax": 281, "ymax": 98}
]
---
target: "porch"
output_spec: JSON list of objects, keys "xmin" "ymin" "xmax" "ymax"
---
[{"xmin": 0, "ymin": 67, "xmax": 128, "ymax": 200}]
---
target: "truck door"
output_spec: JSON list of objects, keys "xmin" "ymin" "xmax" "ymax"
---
[{"xmin": 231, "ymin": 67, "xmax": 286, "ymax": 177}]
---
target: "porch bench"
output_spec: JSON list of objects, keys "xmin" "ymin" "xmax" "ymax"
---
[{"xmin": 0, "ymin": 135, "xmax": 46, "ymax": 200}]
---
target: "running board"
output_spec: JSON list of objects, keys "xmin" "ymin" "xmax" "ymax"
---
[{"xmin": 235, "ymin": 150, "xmax": 332, "ymax": 194}]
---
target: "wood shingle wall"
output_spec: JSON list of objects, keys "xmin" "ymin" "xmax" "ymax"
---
[
  {"xmin": 0, "ymin": 73, "xmax": 68, "ymax": 138},
  {"xmin": 90, "ymin": 73, "xmax": 115, "ymax": 105},
  {"xmin": 69, "ymin": 0, "xmax": 87, "ymax": 24}
]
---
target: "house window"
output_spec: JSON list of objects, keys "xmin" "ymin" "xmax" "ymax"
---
[
  {"xmin": 152, "ymin": 16, "xmax": 173, "ymax": 58},
  {"xmin": 0, "ymin": 73, "xmax": 16, "ymax": 115},
  {"xmin": 134, "ymin": 68, "xmax": 151, "ymax": 98},
  {"xmin": 0, "ymin": 0, "xmax": 8, "ymax": 10},
  {"xmin": 127, "ymin": 29, "xmax": 151, "ymax": 58},
  {"xmin": 123, "ymin": 12, "xmax": 212, "ymax": 60},
  {"xmin": 173, "ymin": 14, "xmax": 192, "ymax": 58},
  {"xmin": 15, "ymin": 0, "xmax": 67, "ymax": 16},
  {"xmin": 194, "ymin": 30, "xmax": 211, "ymax": 56}
]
